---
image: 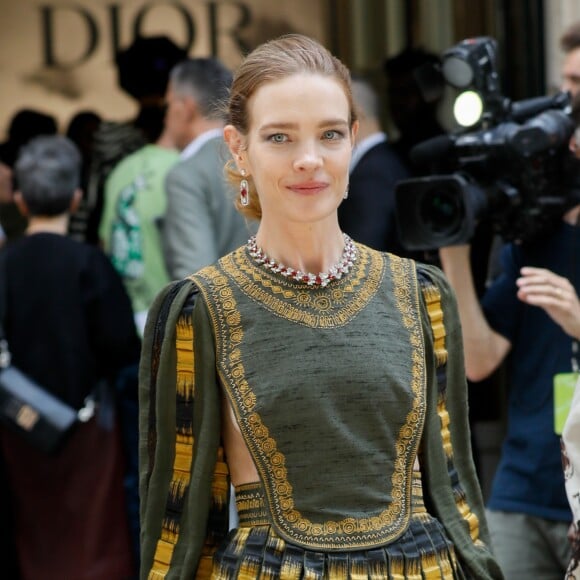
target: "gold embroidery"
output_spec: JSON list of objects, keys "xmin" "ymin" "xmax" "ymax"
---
[
  {"xmin": 421, "ymin": 283, "xmax": 448, "ymax": 367},
  {"xmin": 193, "ymin": 249, "xmax": 427, "ymax": 550},
  {"xmin": 424, "ymin": 280, "xmax": 482, "ymax": 545},
  {"xmin": 218, "ymin": 244, "xmax": 384, "ymax": 328}
]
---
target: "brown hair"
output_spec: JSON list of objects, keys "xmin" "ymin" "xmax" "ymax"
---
[
  {"xmin": 561, "ymin": 22, "xmax": 580, "ymax": 53},
  {"xmin": 226, "ymin": 34, "xmax": 357, "ymax": 220}
]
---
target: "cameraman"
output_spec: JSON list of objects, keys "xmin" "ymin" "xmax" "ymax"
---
[
  {"xmin": 562, "ymin": 21, "xmax": 580, "ymax": 103},
  {"xmin": 439, "ymin": 173, "xmax": 580, "ymax": 576}
]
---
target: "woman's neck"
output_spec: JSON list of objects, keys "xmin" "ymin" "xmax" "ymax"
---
[
  {"xmin": 254, "ymin": 222, "xmax": 346, "ymax": 275},
  {"xmin": 26, "ymin": 214, "xmax": 69, "ymax": 236}
]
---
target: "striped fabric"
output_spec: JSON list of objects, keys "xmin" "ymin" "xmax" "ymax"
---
[
  {"xmin": 211, "ymin": 473, "xmax": 465, "ymax": 579},
  {"xmin": 148, "ymin": 311, "xmax": 197, "ymax": 578}
]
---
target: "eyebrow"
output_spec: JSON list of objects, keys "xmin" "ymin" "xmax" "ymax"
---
[{"xmin": 258, "ymin": 119, "xmax": 350, "ymax": 131}]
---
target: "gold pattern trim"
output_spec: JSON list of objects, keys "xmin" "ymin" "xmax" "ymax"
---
[
  {"xmin": 222, "ymin": 244, "xmax": 384, "ymax": 328},
  {"xmin": 193, "ymin": 249, "xmax": 427, "ymax": 550},
  {"xmin": 438, "ymin": 395, "xmax": 481, "ymax": 543},
  {"xmin": 421, "ymin": 283, "xmax": 448, "ymax": 367},
  {"xmin": 424, "ymin": 280, "xmax": 482, "ymax": 545}
]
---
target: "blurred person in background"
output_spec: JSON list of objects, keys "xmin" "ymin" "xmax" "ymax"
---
[
  {"xmin": 161, "ymin": 57, "xmax": 253, "ymax": 280},
  {"xmin": 100, "ymin": 125, "xmax": 179, "ymax": 335},
  {"xmin": 0, "ymin": 108, "xmax": 58, "ymax": 244},
  {"xmin": 0, "ymin": 135, "xmax": 140, "ymax": 580},
  {"xmin": 383, "ymin": 47, "xmax": 445, "ymax": 171},
  {"xmin": 66, "ymin": 110, "xmax": 102, "ymax": 206},
  {"xmin": 71, "ymin": 36, "xmax": 186, "ymax": 245},
  {"xmin": 438, "ymin": 24, "xmax": 580, "ymax": 579},
  {"xmin": 0, "ymin": 162, "xmax": 12, "ymax": 247},
  {"xmin": 561, "ymin": 21, "xmax": 580, "ymax": 104},
  {"xmin": 338, "ymin": 76, "xmax": 411, "ymax": 255}
]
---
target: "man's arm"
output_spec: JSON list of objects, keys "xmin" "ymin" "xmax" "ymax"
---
[{"xmin": 439, "ymin": 244, "xmax": 511, "ymax": 381}]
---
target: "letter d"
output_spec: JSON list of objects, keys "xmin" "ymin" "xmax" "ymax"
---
[{"xmin": 40, "ymin": 5, "xmax": 99, "ymax": 69}]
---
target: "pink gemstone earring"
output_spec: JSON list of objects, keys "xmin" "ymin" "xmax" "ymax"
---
[{"xmin": 240, "ymin": 169, "xmax": 249, "ymax": 206}]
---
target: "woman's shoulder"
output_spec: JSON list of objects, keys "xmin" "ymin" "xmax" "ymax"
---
[
  {"xmin": 154, "ymin": 277, "xmax": 201, "ymax": 312},
  {"xmin": 414, "ymin": 260, "xmax": 447, "ymax": 287},
  {"xmin": 142, "ymin": 278, "xmax": 202, "ymax": 342}
]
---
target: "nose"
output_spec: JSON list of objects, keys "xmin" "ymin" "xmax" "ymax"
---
[
  {"xmin": 293, "ymin": 141, "xmax": 323, "ymax": 171},
  {"xmin": 562, "ymin": 80, "xmax": 573, "ymax": 94}
]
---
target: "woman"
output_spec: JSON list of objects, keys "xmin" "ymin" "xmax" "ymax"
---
[{"xmin": 139, "ymin": 35, "xmax": 502, "ymax": 579}]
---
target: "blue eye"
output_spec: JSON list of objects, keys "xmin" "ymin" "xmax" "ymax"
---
[
  {"xmin": 323, "ymin": 130, "xmax": 343, "ymax": 140},
  {"xmin": 269, "ymin": 133, "xmax": 288, "ymax": 143}
]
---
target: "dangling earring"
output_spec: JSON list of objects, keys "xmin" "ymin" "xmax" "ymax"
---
[
  {"xmin": 343, "ymin": 183, "xmax": 349, "ymax": 200},
  {"xmin": 240, "ymin": 169, "xmax": 249, "ymax": 206}
]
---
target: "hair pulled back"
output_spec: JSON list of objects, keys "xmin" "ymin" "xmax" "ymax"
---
[{"xmin": 226, "ymin": 34, "xmax": 356, "ymax": 220}]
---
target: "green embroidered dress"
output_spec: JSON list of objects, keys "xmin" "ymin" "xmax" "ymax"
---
[{"xmin": 139, "ymin": 244, "xmax": 503, "ymax": 579}]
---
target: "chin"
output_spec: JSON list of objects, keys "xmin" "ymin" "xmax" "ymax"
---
[{"xmin": 291, "ymin": 202, "xmax": 341, "ymax": 225}]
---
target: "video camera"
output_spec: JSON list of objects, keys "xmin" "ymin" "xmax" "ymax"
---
[{"xmin": 394, "ymin": 37, "xmax": 580, "ymax": 251}]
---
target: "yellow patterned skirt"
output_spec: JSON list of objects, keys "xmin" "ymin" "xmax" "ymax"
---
[{"xmin": 211, "ymin": 473, "xmax": 466, "ymax": 579}]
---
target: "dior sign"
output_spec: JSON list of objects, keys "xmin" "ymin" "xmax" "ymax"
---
[{"xmin": 39, "ymin": 1, "xmax": 252, "ymax": 69}]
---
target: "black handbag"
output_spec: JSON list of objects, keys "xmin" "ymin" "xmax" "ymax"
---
[{"xmin": 0, "ymin": 255, "xmax": 95, "ymax": 454}]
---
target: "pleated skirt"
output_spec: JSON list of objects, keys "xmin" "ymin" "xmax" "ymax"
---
[{"xmin": 211, "ymin": 473, "xmax": 466, "ymax": 579}]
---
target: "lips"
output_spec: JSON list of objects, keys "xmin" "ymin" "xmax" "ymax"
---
[{"xmin": 287, "ymin": 181, "xmax": 329, "ymax": 194}]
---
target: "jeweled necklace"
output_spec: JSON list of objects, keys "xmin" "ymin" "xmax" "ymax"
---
[{"xmin": 247, "ymin": 233, "xmax": 357, "ymax": 287}]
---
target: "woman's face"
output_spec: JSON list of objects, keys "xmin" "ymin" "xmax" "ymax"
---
[{"xmin": 240, "ymin": 73, "xmax": 356, "ymax": 228}]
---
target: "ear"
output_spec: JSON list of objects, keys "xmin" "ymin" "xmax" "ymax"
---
[
  {"xmin": 69, "ymin": 189, "xmax": 82, "ymax": 214},
  {"xmin": 13, "ymin": 191, "xmax": 29, "ymax": 217},
  {"xmin": 183, "ymin": 95, "xmax": 198, "ymax": 120},
  {"xmin": 223, "ymin": 125, "xmax": 248, "ymax": 172}
]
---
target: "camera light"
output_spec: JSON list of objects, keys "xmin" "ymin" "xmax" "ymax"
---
[
  {"xmin": 442, "ymin": 56, "xmax": 474, "ymax": 88},
  {"xmin": 453, "ymin": 91, "xmax": 484, "ymax": 127}
]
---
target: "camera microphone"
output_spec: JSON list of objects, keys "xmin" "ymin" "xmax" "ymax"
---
[{"xmin": 409, "ymin": 134, "xmax": 455, "ymax": 166}]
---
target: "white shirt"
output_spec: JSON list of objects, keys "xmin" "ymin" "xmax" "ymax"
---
[{"xmin": 180, "ymin": 128, "xmax": 224, "ymax": 161}]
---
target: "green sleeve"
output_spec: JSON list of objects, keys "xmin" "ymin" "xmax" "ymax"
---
[
  {"xmin": 417, "ymin": 262, "xmax": 504, "ymax": 580},
  {"xmin": 139, "ymin": 279, "xmax": 226, "ymax": 579}
]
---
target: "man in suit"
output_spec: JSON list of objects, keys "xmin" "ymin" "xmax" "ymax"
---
[
  {"xmin": 338, "ymin": 77, "xmax": 411, "ymax": 255},
  {"xmin": 162, "ymin": 58, "xmax": 251, "ymax": 279}
]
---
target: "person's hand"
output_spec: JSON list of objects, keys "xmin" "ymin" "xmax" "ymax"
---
[
  {"xmin": 0, "ymin": 162, "xmax": 13, "ymax": 204},
  {"xmin": 569, "ymin": 521, "xmax": 578, "ymax": 545},
  {"xmin": 517, "ymin": 266, "xmax": 580, "ymax": 339}
]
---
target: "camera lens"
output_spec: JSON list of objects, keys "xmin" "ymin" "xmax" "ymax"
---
[{"xmin": 419, "ymin": 189, "xmax": 463, "ymax": 234}]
